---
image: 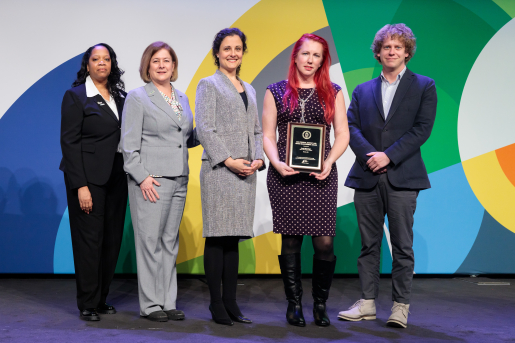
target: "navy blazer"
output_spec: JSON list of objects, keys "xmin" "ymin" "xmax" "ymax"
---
[
  {"xmin": 60, "ymin": 84, "xmax": 126, "ymax": 189},
  {"xmin": 345, "ymin": 69, "xmax": 437, "ymax": 190}
]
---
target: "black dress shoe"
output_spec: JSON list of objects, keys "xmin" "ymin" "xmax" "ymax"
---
[
  {"xmin": 80, "ymin": 308, "xmax": 100, "ymax": 321},
  {"xmin": 97, "ymin": 303, "xmax": 116, "ymax": 314},
  {"xmin": 164, "ymin": 309, "xmax": 185, "ymax": 321},
  {"xmin": 226, "ymin": 308, "xmax": 252, "ymax": 324},
  {"xmin": 143, "ymin": 310, "xmax": 168, "ymax": 322},
  {"xmin": 209, "ymin": 304, "xmax": 234, "ymax": 326}
]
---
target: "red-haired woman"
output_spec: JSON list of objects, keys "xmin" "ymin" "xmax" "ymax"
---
[{"xmin": 262, "ymin": 33, "xmax": 349, "ymax": 327}]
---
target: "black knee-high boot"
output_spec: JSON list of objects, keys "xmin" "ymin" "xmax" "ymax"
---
[
  {"xmin": 312, "ymin": 256, "xmax": 336, "ymax": 326},
  {"xmin": 278, "ymin": 253, "xmax": 306, "ymax": 327}
]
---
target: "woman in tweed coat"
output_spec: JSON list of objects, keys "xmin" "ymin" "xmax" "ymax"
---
[{"xmin": 195, "ymin": 28, "xmax": 265, "ymax": 326}]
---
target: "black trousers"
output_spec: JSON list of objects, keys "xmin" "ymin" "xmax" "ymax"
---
[
  {"xmin": 354, "ymin": 173, "xmax": 418, "ymax": 305},
  {"xmin": 64, "ymin": 153, "xmax": 128, "ymax": 311}
]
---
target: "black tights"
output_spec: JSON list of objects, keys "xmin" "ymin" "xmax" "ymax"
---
[
  {"xmin": 281, "ymin": 234, "xmax": 334, "ymax": 261},
  {"xmin": 204, "ymin": 236, "xmax": 242, "ymax": 317}
]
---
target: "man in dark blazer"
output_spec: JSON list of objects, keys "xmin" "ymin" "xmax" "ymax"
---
[{"xmin": 338, "ymin": 24, "xmax": 437, "ymax": 328}]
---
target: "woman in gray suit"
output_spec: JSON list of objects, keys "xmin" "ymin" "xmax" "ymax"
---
[
  {"xmin": 121, "ymin": 42, "xmax": 199, "ymax": 322},
  {"xmin": 196, "ymin": 28, "xmax": 265, "ymax": 326}
]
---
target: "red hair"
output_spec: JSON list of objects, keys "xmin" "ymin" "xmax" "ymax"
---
[{"xmin": 283, "ymin": 34, "xmax": 336, "ymax": 124}]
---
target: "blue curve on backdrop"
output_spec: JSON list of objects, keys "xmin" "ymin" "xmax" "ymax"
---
[{"xmin": 0, "ymin": 54, "xmax": 82, "ymax": 273}]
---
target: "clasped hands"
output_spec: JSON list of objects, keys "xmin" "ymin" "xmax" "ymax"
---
[
  {"xmin": 273, "ymin": 159, "xmax": 332, "ymax": 181},
  {"xmin": 366, "ymin": 151, "xmax": 390, "ymax": 174},
  {"xmin": 225, "ymin": 157, "xmax": 263, "ymax": 177}
]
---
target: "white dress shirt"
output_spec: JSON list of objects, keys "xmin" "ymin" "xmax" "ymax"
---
[
  {"xmin": 380, "ymin": 67, "xmax": 406, "ymax": 119},
  {"xmin": 85, "ymin": 76, "xmax": 122, "ymax": 152},
  {"xmin": 85, "ymin": 76, "xmax": 119, "ymax": 119}
]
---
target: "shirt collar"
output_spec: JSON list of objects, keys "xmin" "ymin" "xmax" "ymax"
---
[
  {"xmin": 85, "ymin": 75, "xmax": 112, "ymax": 101},
  {"xmin": 380, "ymin": 66, "xmax": 407, "ymax": 84}
]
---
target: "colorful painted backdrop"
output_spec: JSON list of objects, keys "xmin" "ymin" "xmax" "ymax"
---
[{"xmin": 1, "ymin": 0, "xmax": 514, "ymax": 274}]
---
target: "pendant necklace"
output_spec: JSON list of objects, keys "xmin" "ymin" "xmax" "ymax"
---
[{"xmin": 298, "ymin": 88, "xmax": 315, "ymax": 123}]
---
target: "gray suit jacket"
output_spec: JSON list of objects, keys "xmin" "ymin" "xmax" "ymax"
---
[
  {"xmin": 196, "ymin": 70, "xmax": 265, "ymax": 167},
  {"xmin": 196, "ymin": 70, "xmax": 265, "ymax": 237},
  {"xmin": 121, "ymin": 82, "xmax": 199, "ymax": 184}
]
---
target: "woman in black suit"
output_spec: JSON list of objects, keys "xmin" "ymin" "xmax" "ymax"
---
[{"xmin": 60, "ymin": 43, "xmax": 127, "ymax": 321}]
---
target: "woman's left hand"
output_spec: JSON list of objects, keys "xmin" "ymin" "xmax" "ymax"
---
[{"xmin": 310, "ymin": 160, "xmax": 332, "ymax": 180}]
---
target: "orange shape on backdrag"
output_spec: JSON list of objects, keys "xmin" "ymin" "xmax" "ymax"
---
[{"xmin": 496, "ymin": 143, "xmax": 515, "ymax": 188}]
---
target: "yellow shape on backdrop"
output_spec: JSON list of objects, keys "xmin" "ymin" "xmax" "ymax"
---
[
  {"xmin": 253, "ymin": 231, "xmax": 282, "ymax": 274},
  {"xmin": 178, "ymin": 0, "xmax": 329, "ymax": 266},
  {"xmin": 462, "ymin": 150, "xmax": 515, "ymax": 233}
]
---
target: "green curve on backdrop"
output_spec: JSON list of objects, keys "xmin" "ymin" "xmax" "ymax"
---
[
  {"xmin": 115, "ymin": 201, "xmax": 137, "ymax": 273},
  {"xmin": 386, "ymin": 0, "xmax": 504, "ymax": 104},
  {"xmin": 421, "ymin": 85, "xmax": 460, "ymax": 174},
  {"xmin": 492, "ymin": 0, "xmax": 515, "ymax": 18},
  {"xmin": 324, "ymin": 0, "xmax": 511, "ymax": 174},
  {"xmin": 322, "ymin": 0, "xmax": 404, "ymax": 74},
  {"xmin": 342, "ymin": 68, "xmax": 375, "ymax": 96},
  {"xmin": 453, "ymin": 0, "xmax": 512, "ymax": 30}
]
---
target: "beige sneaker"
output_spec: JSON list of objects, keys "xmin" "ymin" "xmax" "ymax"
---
[
  {"xmin": 386, "ymin": 301, "xmax": 410, "ymax": 328},
  {"xmin": 338, "ymin": 299, "xmax": 376, "ymax": 321}
]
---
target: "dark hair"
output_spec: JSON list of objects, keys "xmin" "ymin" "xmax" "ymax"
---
[
  {"xmin": 211, "ymin": 28, "xmax": 247, "ymax": 76},
  {"xmin": 72, "ymin": 43, "xmax": 125, "ymax": 100}
]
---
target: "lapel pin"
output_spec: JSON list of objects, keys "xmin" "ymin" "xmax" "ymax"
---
[{"xmin": 97, "ymin": 101, "xmax": 105, "ymax": 106}]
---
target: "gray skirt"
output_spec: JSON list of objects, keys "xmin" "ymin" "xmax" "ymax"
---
[{"xmin": 200, "ymin": 161, "xmax": 256, "ymax": 238}]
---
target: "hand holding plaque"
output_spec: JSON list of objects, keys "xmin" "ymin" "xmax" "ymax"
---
[{"xmin": 285, "ymin": 122, "xmax": 326, "ymax": 173}]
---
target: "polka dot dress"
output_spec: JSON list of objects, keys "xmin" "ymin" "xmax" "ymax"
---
[{"xmin": 266, "ymin": 80, "xmax": 341, "ymax": 237}]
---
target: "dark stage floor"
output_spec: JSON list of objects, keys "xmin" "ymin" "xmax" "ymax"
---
[{"xmin": 0, "ymin": 277, "xmax": 513, "ymax": 342}]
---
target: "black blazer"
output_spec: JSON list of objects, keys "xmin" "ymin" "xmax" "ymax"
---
[
  {"xmin": 345, "ymin": 69, "xmax": 437, "ymax": 190},
  {"xmin": 60, "ymin": 84, "xmax": 126, "ymax": 189}
]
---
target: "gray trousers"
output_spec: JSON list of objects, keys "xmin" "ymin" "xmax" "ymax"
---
[
  {"xmin": 128, "ymin": 176, "xmax": 188, "ymax": 316},
  {"xmin": 354, "ymin": 173, "xmax": 418, "ymax": 304}
]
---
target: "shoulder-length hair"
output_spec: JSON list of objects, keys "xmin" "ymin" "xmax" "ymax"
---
[
  {"xmin": 372, "ymin": 23, "xmax": 416, "ymax": 64},
  {"xmin": 283, "ymin": 34, "xmax": 336, "ymax": 124},
  {"xmin": 72, "ymin": 43, "xmax": 125, "ymax": 100},
  {"xmin": 211, "ymin": 28, "xmax": 248, "ymax": 76},
  {"xmin": 139, "ymin": 41, "xmax": 179, "ymax": 83}
]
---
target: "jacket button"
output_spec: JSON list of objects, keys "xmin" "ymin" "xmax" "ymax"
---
[
  {"xmin": 178, "ymin": 145, "xmax": 182, "ymax": 148},
  {"xmin": 178, "ymin": 127, "xmax": 182, "ymax": 132},
  {"xmin": 383, "ymin": 129, "xmax": 388, "ymax": 132}
]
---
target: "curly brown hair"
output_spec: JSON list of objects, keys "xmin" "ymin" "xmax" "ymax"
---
[{"xmin": 371, "ymin": 24, "xmax": 416, "ymax": 64}]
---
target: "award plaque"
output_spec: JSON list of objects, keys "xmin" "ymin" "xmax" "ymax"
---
[{"xmin": 286, "ymin": 122, "xmax": 326, "ymax": 173}]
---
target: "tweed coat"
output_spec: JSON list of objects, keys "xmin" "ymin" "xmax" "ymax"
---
[{"xmin": 195, "ymin": 70, "xmax": 265, "ymax": 237}]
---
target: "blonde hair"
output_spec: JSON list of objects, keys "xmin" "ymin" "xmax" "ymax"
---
[
  {"xmin": 139, "ymin": 41, "xmax": 179, "ymax": 83},
  {"xmin": 372, "ymin": 24, "xmax": 416, "ymax": 64}
]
